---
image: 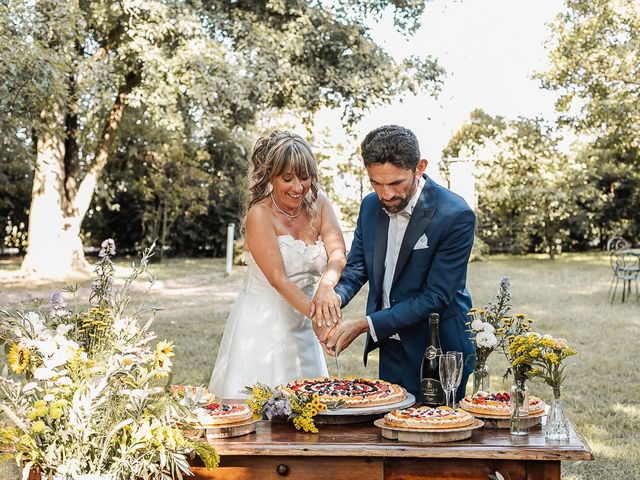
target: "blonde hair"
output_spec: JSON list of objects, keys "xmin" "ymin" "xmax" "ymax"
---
[{"xmin": 247, "ymin": 131, "xmax": 320, "ymax": 227}]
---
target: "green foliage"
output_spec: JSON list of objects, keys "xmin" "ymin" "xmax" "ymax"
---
[
  {"xmin": 0, "ymin": 0, "xmax": 443, "ymax": 260},
  {"xmin": 539, "ymin": 0, "xmax": 640, "ymax": 245},
  {"xmin": 443, "ymin": 110, "xmax": 596, "ymax": 257}
]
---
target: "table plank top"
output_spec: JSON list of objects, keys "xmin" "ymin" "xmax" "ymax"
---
[{"xmin": 205, "ymin": 419, "xmax": 594, "ymax": 462}]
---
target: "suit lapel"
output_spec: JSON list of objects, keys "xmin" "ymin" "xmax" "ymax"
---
[
  {"xmin": 373, "ymin": 207, "xmax": 389, "ymax": 308},
  {"xmin": 391, "ymin": 176, "xmax": 436, "ymax": 286}
]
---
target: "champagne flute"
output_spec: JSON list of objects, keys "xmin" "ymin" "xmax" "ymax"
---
[
  {"xmin": 438, "ymin": 353, "xmax": 457, "ymax": 407},
  {"xmin": 446, "ymin": 351, "xmax": 464, "ymax": 408}
]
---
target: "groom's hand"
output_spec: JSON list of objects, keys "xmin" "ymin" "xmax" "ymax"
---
[
  {"xmin": 311, "ymin": 313, "xmax": 338, "ymax": 344},
  {"xmin": 325, "ymin": 317, "xmax": 369, "ymax": 356}
]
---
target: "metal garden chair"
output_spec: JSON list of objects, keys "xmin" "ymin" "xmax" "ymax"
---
[{"xmin": 609, "ymin": 250, "xmax": 640, "ymax": 303}]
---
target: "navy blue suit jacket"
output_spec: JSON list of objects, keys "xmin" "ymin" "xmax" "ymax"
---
[{"xmin": 335, "ymin": 175, "xmax": 475, "ymax": 397}]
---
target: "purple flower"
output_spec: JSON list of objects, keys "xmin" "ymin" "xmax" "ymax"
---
[
  {"xmin": 99, "ymin": 238, "xmax": 116, "ymax": 258},
  {"xmin": 264, "ymin": 396, "xmax": 292, "ymax": 419},
  {"xmin": 51, "ymin": 292, "xmax": 66, "ymax": 309},
  {"xmin": 50, "ymin": 292, "xmax": 68, "ymax": 316}
]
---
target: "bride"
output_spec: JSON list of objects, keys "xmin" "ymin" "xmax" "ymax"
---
[{"xmin": 208, "ymin": 131, "xmax": 346, "ymax": 398}]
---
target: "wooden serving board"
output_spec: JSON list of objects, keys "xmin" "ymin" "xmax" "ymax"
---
[
  {"xmin": 315, "ymin": 392, "xmax": 416, "ymax": 425},
  {"xmin": 466, "ymin": 411, "xmax": 545, "ymax": 429},
  {"xmin": 374, "ymin": 418, "xmax": 484, "ymax": 443},
  {"xmin": 193, "ymin": 415, "xmax": 261, "ymax": 439}
]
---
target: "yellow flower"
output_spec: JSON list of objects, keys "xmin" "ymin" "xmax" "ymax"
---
[
  {"xmin": 31, "ymin": 421, "xmax": 46, "ymax": 433},
  {"xmin": 156, "ymin": 340, "xmax": 175, "ymax": 360},
  {"xmin": 35, "ymin": 406, "xmax": 49, "ymax": 418},
  {"xmin": 33, "ymin": 400, "xmax": 47, "ymax": 409},
  {"xmin": 8, "ymin": 344, "xmax": 30, "ymax": 374},
  {"xmin": 539, "ymin": 338, "xmax": 555, "ymax": 349},
  {"xmin": 293, "ymin": 414, "xmax": 318, "ymax": 433},
  {"xmin": 529, "ymin": 348, "xmax": 540, "ymax": 358},
  {"xmin": 49, "ymin": 408, "xmax": 63, "ymax": 420},
  {"xmin": 544, "ymin": 352, "xmax": 559, "ymax": 365}
]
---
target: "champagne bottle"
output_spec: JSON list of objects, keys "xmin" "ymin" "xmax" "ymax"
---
[{"xmin": 420, "ymin": 313, "xmax": 445, "ymax": 406}]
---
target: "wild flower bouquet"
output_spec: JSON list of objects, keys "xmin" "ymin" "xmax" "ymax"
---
[
  {"xmin": 243, "ymin": 383, "xmax": 328, "ymax": 433},
  {"xmin": 466, "ymin": 277, "xmax": 513, "ymax": 392},
  {"xmin": 0, "ymin": 240, "xmax": 218, "ymax": 480},
  {"xmin": 523, "ymin": 335, "xmax": 578, "ymax": 397}
]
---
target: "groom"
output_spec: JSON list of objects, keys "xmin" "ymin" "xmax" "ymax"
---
[{"xmin": 323, "ymin": 125, "xmax": 475, "ymax": 401}]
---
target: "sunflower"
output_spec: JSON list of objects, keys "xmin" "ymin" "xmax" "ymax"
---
[
  {"xmin": 156, "ymin": 340, "xmax": 175, "ymax": 361},
  {"xmin": 8, "ymin": 343, "xmax": 30, "ymax": 374},
  {"xmin": 155, "ymin": 340, "xmax": 175, "ymax": 372}
]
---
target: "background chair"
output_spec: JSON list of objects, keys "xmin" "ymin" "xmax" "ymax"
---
[
  {"xmin": 606, "ymin": 236, "xmax": 630, "ymax": 252},
  {"xmin": 609, "ymin": 250, "xmax": 640, "ymax": 303}
]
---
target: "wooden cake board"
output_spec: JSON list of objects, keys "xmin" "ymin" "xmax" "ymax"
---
[
  {"xmin": 188, "ymin": 415, "xmax": 261, "ymax": 439},
  {"xmin": 374, "ymin": 418, "xmax": 484, "ymax": 443},
  {"xmin": 468, "ymin": 411, "xmax": 545, "ymax": 429}
]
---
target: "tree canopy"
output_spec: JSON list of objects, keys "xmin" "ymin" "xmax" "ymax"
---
[
  {"xmin": 0, "ymin": 0, "xmax": 443, "ymax": 273},
  {"xmin": 539, "ymin": 0, "xmax": 640, "ymax": 242}
]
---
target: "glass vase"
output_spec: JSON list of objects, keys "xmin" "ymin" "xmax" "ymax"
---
[
  {"xmin": 472, "ymin": 359, "xmax": 490, "ymax": 394},
  {"xmin": 545, "ymin": 386, "xmax": 570, "ymax": 441},
  {"xmin": 510, "ymin": 378, "xmax": 529, "ymax": 436}
]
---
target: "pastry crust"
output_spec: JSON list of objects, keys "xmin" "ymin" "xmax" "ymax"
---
[
  {"xmin": 193, "ymin": 402, "xmax": 253, "ymax": 426},
  {"xmin": 460, "ymin": 391, "xmax": 545, "ymax": 416},
  {"xmin": 282, "ymin": 377, "xmax": 406, "ymax": 408},
  {"xmin": 384, "ymin": 406, "xmax": 474, "ymax": 429}
]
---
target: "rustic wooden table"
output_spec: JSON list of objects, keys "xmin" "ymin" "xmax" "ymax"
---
[{"xmin": 190, "ymin": 418, "xmax": 593, "ymax": 480}]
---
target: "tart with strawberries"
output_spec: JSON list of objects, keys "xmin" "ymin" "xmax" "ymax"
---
[
  {"xmin": 460, "ymin": 391, "xmax": 545, "ymax": 417},
  {"xmin": 384, "ymin": 406, "xmax": 475, "ymax": 430},
  {"xmin": 192, "ymin": 401, "xmax": 254, "ymax": 427}
]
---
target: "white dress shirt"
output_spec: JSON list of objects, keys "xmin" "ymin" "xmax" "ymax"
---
[{"xmin": 367, "ymin": 176, "xmax": 425, "ymax": 342}]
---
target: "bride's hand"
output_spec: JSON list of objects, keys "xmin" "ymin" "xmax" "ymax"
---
[{"xmin": 310, "ymin": 282, "xmax": 341, "ymax": 328}]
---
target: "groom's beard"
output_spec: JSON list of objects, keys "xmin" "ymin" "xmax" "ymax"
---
[{"xmin": 381, "ymin": 177, "xmax": 418, "ymax": 214}]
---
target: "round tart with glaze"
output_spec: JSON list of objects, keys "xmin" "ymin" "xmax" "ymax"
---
[
  {"xmin": 460, "ymin": 391, "xmax": 545, "ymax": 416},
  {"xmin": 193, "ymin": 401, "xmax": 253, "ymax": 427},
  {"xmin": 384, "ymin": 406, "xmax": 474, "ymax": 429},
  {"xmin": 282, "ymin": 377, "xmax": 406, "ymax": 408}
]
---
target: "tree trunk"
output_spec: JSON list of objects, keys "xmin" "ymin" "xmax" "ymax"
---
[
  {"xmin": 20, "ymin": 110, "xmax": 89, "ymax": 278},
  {"xmin": 20, "ymin": 71, "xmax": 141, "ymax": 278}
]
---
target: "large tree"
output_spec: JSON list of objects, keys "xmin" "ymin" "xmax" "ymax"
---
[
  {"xmin": 443, "ymin": 109, "xmax": 594, "ymax": 258},
  {"xmin": 0, "ymin": 0, "xmax": 443, "ymax": 277},
  {"xmin": 539, "ymin": 0, "xmax": 640, "ymax": 243}
]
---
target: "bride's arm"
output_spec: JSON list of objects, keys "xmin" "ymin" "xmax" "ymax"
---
[
  {"xmin": 245, "ymin": 205, "xmax": 315, "ymax": 318},
  {"xmin": 311, "ymin": 193, "xmax": 346, "ymax": 337}
]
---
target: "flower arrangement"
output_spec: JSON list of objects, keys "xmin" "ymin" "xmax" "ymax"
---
[
  {"xmin": 467, "ymin": 278, "xmax": 520, "ymax": 391},
  {"xmin": 243, "ymin": 383, "xmax": 329, "ymax": 433},
  {"xmin": 521, "ymin": 335, "xmax": 578, "ymax": 396},
  {"xmin": 0, "ymin": 240, "xmax": 218, "ymax": 479}
]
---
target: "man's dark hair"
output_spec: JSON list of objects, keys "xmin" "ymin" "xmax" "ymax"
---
[{"xmin": 360, "ymin": 125, "xmax": 421, "ymax": 170}]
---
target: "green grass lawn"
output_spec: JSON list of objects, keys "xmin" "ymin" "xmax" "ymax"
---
[{"xmin": 1, "ymin": 252, "xmax": 639, "ymax": 479}]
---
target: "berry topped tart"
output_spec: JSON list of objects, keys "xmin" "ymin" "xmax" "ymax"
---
[
  {"xmin": 282, "ymin": 377, "xmax": 406, "ymax": 408},
  {"xmin": 192, "ymin": 401, "xmax": 254, "ymax": 427},
  {"xmin": 460, "ymin": 391, "xmax": 545, "ymax": 417},
  {"xmin": 384, "ymin": 406, "xmax": 475, "ymax": 430}
]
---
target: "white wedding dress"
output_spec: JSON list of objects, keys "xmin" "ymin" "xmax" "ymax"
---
[{"xmin": 209, "ymin": 235, "xmax": 329, "ymax": 398}]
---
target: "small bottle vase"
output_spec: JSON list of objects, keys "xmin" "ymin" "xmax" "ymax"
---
[
  {"xmin": 472, "ymin": 360, "xmax": 490, "ymax": 394},
  {"xmin": 510, "ymin": 379, "xmax": 529, "ymax": 436},
  {"xmin": 545, "ymin": 387, "xmax": 570, "ymax": 441}
]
